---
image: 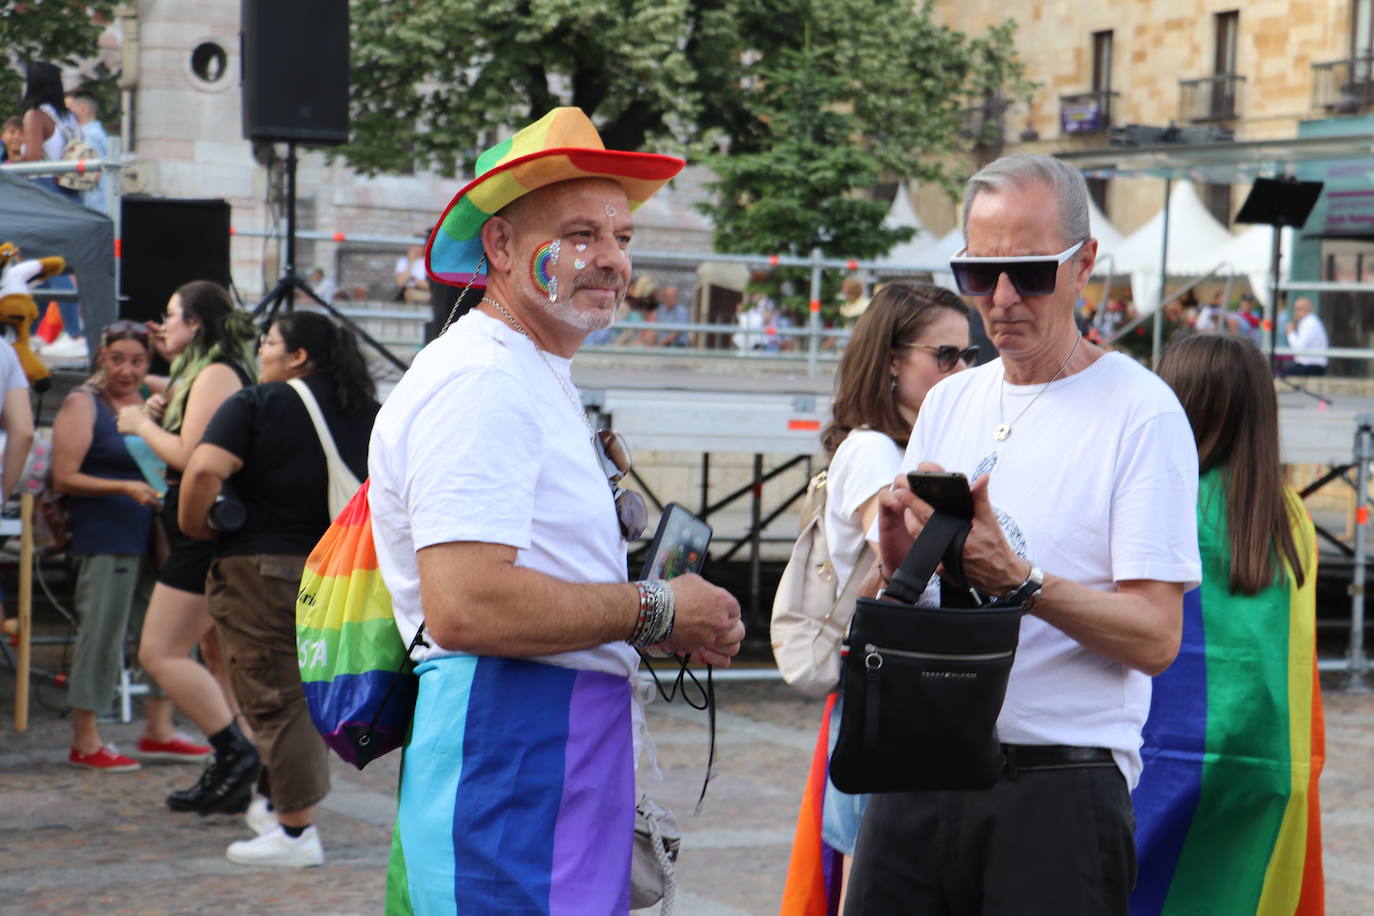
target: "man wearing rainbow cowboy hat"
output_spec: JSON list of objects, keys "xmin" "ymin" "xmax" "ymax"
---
[{"xmin": 368, "ymin": 108, "xmax": 745, "ymax": 912}]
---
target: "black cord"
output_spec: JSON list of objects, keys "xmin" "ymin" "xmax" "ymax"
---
[{"xmin": 638, "ymin": 650, "xmax": 716, "ymax": 813}]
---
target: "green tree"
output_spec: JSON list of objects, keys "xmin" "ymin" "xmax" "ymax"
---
[
  {"xmin": 345, "ymin": 0, "xmax": 1030, "ymax": 316},
  {"xmin": 700, "ymin": 2, "xmax": 1031, "ymax": 316},
  {"xmin": 0, "ymin": 3, "xmax": 116, "ymax": 117}
]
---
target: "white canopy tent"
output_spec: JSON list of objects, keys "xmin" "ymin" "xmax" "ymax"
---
[{"xmin": 1101, "ymin": 181, "xmax": 1235, "ymax": 313}]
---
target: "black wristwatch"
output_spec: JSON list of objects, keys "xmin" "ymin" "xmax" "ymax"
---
[{"xmin": 1003, "ymin": 564, "xmax": 1044, "ymax": 607}]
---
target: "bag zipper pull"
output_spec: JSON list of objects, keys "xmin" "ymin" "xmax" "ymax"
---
[{"xmin": 863, "ymin": 645, "xmax": 882, "ymax": 750}]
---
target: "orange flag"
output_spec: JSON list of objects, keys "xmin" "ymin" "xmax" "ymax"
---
[{"xmin": 36, "ymin": 300, "xmax": 62, "ymax": 344}]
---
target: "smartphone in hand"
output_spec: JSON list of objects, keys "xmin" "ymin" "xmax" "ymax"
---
[
  {"xmin": 906, "ymin": 471, "xmax": 974, "ymax": 519},
  {"xmin": 639, "ymin": 503, "xmax": 712, "ymax": 580}
]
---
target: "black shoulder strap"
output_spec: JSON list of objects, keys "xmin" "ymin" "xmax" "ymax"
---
[{"xmin": 881, "ymin": 511, "xmax": 973, "ymax": 606}]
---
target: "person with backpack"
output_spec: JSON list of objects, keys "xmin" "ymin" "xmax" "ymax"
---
[
  {"xmin": 178, "ymin": 311, "xmax": 378, "ymax": 867},
  {"xmin": 51, "ymin": 321, "xmax": 210, "ymax": 772},
  {"xmin": 368, "ymin": 108, "xmax": 743, "ymax": 912},
  {"xmin": 17, "ymin": 62, "xmax": 81, "ymax": 201},
  {"xmin": 778, "ymin": 282, "xmax": 975, "ymax": 913}
]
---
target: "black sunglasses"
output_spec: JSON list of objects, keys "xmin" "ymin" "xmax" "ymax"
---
[
  {"xmin": 595, "ymin": 429, "xmax": 647, "ymax": 540},
  {"xmin": 908, "ymin": 344, "xmax": 980, "ymax": 372},
  {"xmin": 949, "ymin": 240, "xmax": 1086, "ymax": 298}
]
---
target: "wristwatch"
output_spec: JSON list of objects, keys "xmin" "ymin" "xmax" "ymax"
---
[{"xmin": 1003, "ymin": 563, "xmax": 1044, "ymax": 607}]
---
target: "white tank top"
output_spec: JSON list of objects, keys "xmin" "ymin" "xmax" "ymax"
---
[{"xmin": 36, "ymin": 104, "xmax": 80, "ymax": 162}]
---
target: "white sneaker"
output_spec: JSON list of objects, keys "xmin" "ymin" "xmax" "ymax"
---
[
  {"xmin": 226, "ymin": 824, "xmax": 324, "ymax": 868},
  {"xmin": 245, "ymin": 795, "xmax": 275, "ymax": 836}
]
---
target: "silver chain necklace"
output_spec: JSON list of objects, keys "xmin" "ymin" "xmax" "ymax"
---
[
  {"xmin": 483, "ymin": 296, "xmax": 595, "ymax": 435},
  {"xmin": 993, "ymin": 334, "xmax": 1082, "ymax": 441}
]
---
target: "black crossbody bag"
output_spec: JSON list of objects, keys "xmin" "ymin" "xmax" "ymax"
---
[{"xmin": 829, "ymin": 511, "xmax": 1028, "ymax": 794}]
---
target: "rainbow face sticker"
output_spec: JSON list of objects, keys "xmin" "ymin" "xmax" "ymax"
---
[{"xmin": 530, "ymin": 239, "xmax": 561, "ymax": 301}]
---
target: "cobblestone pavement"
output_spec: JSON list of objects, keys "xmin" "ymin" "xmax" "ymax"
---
[{"xmin": 2, "ymin": 670, "xmax": 1372, "ymax": 914}]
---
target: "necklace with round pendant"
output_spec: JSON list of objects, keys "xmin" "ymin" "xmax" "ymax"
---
[{"xmin": 994, "ymin": 334, "xmax": 1082, "ymax": 441}]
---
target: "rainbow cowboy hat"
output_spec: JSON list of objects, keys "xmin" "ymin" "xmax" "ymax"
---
[{"xmin": 425, "ymin": 107, "xmax": 685, "ymax": 288}]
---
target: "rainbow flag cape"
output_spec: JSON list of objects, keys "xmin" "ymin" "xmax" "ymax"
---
[
  {"xmin": 779, "ymin": 692, "xmax": 844, "ymax": 916},
  {"xmin": 296, "ymin": 479, "xmax": 417, "ymax": 770},
  {"xmin": 1132, "ymin": 474, "xmax": 1324, "ymax": 915}
]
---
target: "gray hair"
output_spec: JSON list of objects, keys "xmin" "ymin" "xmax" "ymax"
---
[{"xmin": 961, "ymin": 153, "xmax": 1091, "ymax": 247}]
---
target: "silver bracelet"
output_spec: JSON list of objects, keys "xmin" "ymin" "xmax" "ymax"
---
[{"xmin": 628, "ymin": 579, "xmax": 675, "ymax": 647}]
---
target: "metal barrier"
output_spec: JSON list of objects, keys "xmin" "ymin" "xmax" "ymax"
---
[{"xmin": 231, "ymin": 227, "xmax": 950, "ymax": 375}]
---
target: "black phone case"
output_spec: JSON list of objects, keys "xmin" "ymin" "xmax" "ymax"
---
[
  {"xmin": 907, "ymin": 471, "xmax": 974, "ymax": 519},
  {"xmin": 639, "ymin": 502, "xmax": 713, "ymax": 580}
]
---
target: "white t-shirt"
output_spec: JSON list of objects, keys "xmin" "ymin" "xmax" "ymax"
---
[
  {"xmin": 824, "ymin": 429, "xmax": 903, "ymax": 587},
  {"xmin": 902, "ymin": 351, "xmax": 1200, "ymax": 788},
  {"xmin": 394, "ymin": 256, "xmax": 426, "ymax": 288},
  {"xmin": 1290, "ymin": 313, "xmax": 1329, "ymax": 366},
  {"xmin": 368, "ymin": 311, "xmax": 636, "ymax": 677}
]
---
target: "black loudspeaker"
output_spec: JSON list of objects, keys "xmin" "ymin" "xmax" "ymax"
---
[
  {"xmin": 120, "ymin": 197, "xmax": 232, "ymax": 324},
  {"xmin": 241, "ymin": 0, "xmax": 350, "ymax": 146}
]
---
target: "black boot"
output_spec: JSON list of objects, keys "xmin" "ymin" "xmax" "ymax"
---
[
  {"xmin": 166, "ymin": 759, "xmax": 216, "ymax": 812},
  {"xmin": 192, "ymin": 723, "xmax": 260, "ymax": 816}
]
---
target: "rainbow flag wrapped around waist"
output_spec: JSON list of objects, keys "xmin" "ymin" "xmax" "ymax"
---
[
  {"xmin": 296, "ymin": 479, "xmax": 417, "ymax": 769},
  {"xmin": 1132, "ymin": 477, "xmax": 1324, "ymax": 915}
]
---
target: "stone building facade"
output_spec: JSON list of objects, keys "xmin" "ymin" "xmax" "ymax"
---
[{"xmin": 923, "ymin": 0, "xmax": 1364, "ymax": 237}]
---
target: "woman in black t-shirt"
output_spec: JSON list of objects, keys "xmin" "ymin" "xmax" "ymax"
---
[{"xmin": 180, "ymin": 311, "xmax": 379, "ymax": 868}]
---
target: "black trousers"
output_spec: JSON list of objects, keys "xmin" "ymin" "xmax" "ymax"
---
[{"xmin": 843, "ymin": 766, "xmax": 1136, "ymax": 916}]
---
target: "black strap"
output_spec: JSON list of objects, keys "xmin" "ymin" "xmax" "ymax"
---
[
  {"xmin": 882, "ymin": 511, "xmax": 973, "ymax": 605},
  {"xmin": 362, "ymin": 623, "xmax": 429, "ymax": 741},
  {"xmin": 638, "ymin": 650, "xmax": 716, "ymax": 815}
]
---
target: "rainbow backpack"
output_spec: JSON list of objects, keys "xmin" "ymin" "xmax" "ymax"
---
[{"xmin": 296, "ymin": 479, "xmax": 425, "ymax": 769}]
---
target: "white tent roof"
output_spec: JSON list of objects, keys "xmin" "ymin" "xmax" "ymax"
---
[
  {"xmin": 1107, "ymin": 181, "xmax": 1234, "ymax": 274},
  {"xmin": 1087, "ymin": 195, "xmax": 1125, "ymax": 251},
  {"xmin": 877, "ymin": 182, "xmax": 936, "ymax": 266}
]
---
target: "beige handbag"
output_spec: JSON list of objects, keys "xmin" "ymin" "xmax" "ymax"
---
[
  {"xmin": 769, "ymin": 470, "xmax": 872, "ymax": 698},
  {"xmin": 631, "ymin": 794, "xmax": 680, "ymax": 911}
]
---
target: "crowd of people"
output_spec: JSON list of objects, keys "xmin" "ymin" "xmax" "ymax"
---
[
  {"xmin": 3, "ymin": 278, "xmax": 381, "ymax": 870},
  {"xmin": 0, "ymin": 97, "xmax": 1332, "ymax": 914}
]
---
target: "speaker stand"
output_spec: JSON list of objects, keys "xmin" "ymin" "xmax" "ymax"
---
[{"xmin": 252, "ymin": 143, "xmax": 408, "ymax": 372}]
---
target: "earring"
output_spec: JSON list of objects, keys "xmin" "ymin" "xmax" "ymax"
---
[{"xmin": 890, "ymin": 375, "xmax": 898, "ymax": 392}]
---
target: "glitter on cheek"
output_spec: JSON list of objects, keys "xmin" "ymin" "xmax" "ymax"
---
[
  {"xmin": 574, "ymin": 258, "xmax": 587, "ymax": 270},
  {"xmin": 575, "ymin": 242, "xmax": 588, "ymax": 253},
  {"xmin": 529, "ymin": 239, "xmax": 561, "ymax": 298}
]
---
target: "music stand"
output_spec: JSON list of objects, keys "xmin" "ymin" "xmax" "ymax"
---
[{"xmin": 1235, "ymin": 177, "xmax": 1322, "ymax": 373}]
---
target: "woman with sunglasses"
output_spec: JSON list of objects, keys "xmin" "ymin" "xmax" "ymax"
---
[
  {"xmin": 782, "ymin": 281, "xmax": 974, "ymax": 911},
  {"xmin": 53, "ymin": 322, "xmax": 211, "ymax": 771},
  {"xmin": 1134, "ymin": 334, "xmax": 1324, "ymax": 913},
  {"xmin": 178, "ymin": 311, "xmax": 378, "ymax": 867},
  {"xmin": 116, "ymin": 281, "xmax": 261, "ymax": 814}
]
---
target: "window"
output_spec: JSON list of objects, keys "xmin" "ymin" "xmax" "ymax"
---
[
  {"xmin": 1092, "ymin": 31, "xmax": 1114, "ymax": 93},
  {"xmin": 190, "ymin": 42, "xmax": 229, "ymax": 85},
  {"xmin": 1204, "ymin": 183, "xmax": 1233, "ymax": 228},
  {"xmin": 1214, "ymin": 12, "xmax": 1239, "ymax": 76},
  {"xmin": 1355, "ymin": 0, "xmax": 1373, "ymax": 59},
  {"xmin": 1087, "ymin": 177, "xmax": 1110, "ymax": 219}
]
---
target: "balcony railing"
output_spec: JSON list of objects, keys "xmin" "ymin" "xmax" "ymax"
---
[
  {"xmin": 1179, "ymin": 73, "xmax": 1246, "ymax": 121},
  {"xmin": 1312, "ymin": 55, "xmax": 1374, "ymax": 111},
  {"xmin": 958, "ymin": 91, "xmax": 1006, "ymax": 148},
  {"xmin": 1059, "ymin": 90, "xmax": 1119, "ymax": 135}
]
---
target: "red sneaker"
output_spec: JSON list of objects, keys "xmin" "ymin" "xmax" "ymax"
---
[
  {"xmin": 69, "ymin": 745, "xmax": 141, "ymax": 772},
  {"xmin": 136, "ymin": 734, "xmax": 213, "ymax": 763}
]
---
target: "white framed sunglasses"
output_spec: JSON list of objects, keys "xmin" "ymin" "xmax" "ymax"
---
[{"xmin": 949, "ymin": 239, "xmax": 1086, "ymax": 297}]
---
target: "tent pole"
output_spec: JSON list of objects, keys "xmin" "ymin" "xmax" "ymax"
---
[
  {"xmin": 1268, "ymin": 225, "xmax": 1282, "ymax": 371},
  {"xmin": 1153, "ymin": 178, "xmax": 1172, "ymax": 368}
]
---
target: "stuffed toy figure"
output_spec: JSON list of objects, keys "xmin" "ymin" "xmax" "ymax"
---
[{"xmin": 0, "ymin": 242, "xmax": 62, "ymax": 392}]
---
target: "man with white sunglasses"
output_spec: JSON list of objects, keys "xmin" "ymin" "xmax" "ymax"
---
[{"xmin": 847, "ymin": 154, "xmax": 1201, "ymax": 915}]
